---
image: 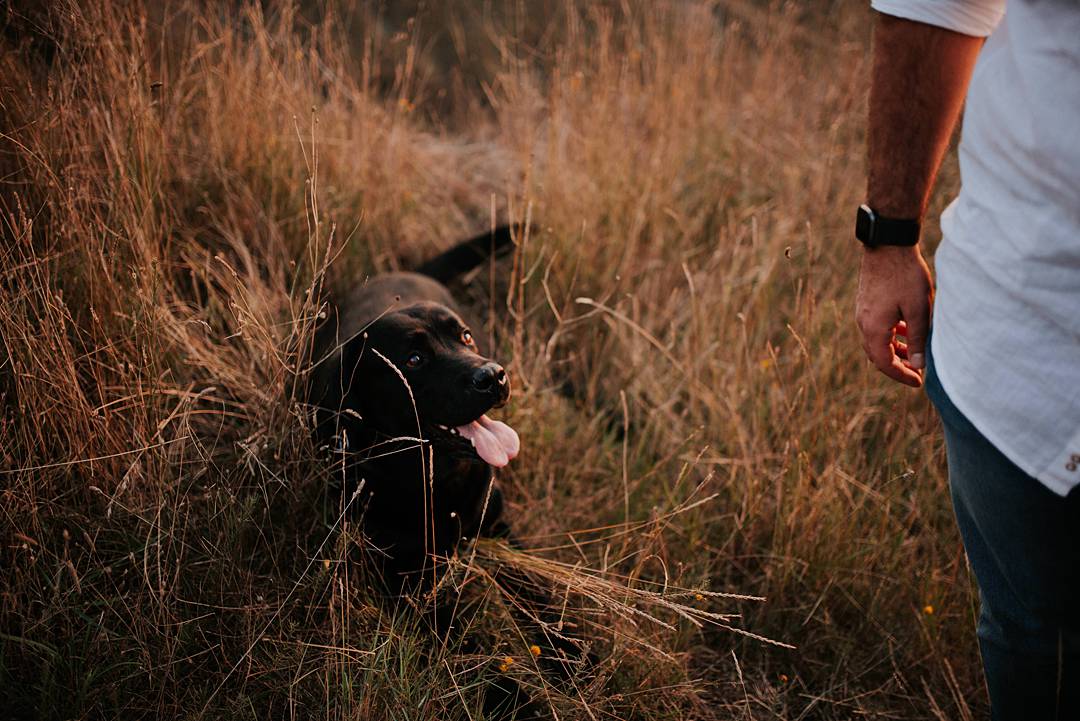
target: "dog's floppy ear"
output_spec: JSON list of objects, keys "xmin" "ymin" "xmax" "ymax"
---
[
  {"xmin": 414, "ymin": 224, "xmax": 525, "ymax": 284},
  {"xmin": 310, "ymin": 332, "xmax": 387, "ymax": 446},
  {"xmin": 306, "ymin": 320, "xmax": 363, "ymax": 445},
  {"xmin": 338, "ymin": 330, "xmax": 423, "ymax": 439}
]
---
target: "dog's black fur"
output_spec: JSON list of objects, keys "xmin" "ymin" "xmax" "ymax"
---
[{"xmin": 307, "ymin": 226, "xmax": 518, "ymax": 586}]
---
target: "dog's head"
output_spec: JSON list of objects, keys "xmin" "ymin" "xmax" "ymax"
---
[{"xmin": 341, "ymin": 301, "xmax": 519, "ymax": 466}]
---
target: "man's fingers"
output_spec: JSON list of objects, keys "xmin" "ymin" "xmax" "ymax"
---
[
  {"xmin": 860, "ymin": 323, "xmax": 923, "ymax": 387},
  {"xmin": 889, "ymin": 357, "xmax": 922, "ymax": 386},
  {"xmin": 879, "ymin": 353, "xmax": 922, "ymax": 387},
  {"xmin": 869, "ymin": 346, "xmax": 922, "ymax": 386}
]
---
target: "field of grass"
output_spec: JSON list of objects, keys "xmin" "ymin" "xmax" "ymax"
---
[{"xmin": 1, "ymin": 1, "xmax": 984, "ymax": 718}]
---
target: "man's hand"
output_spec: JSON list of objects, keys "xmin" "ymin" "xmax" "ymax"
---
[{"xmin": 856, "ymin": 245, "xmax": 933, "ymax": 388}]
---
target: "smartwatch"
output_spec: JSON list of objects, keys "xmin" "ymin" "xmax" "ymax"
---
[{"xmin": 855, "ymin": 204, "xmax": 920, "ymax": 248}]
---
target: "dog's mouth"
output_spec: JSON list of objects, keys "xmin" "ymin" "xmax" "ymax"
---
[{"xmin": 435, "ymin": 414, "xmax": 520, "ymax": 468}]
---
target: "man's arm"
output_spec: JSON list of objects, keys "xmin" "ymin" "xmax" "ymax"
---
[{"xmin": 857, "ymin": 13, "xmax": 984, "ymax": 387}]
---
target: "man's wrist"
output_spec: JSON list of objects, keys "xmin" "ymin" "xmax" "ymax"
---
[
  {"xmin": 865, "ymin": 199, "xmax": 923, "ymax": 220},
  {"xmin": 861, "ymin": 243, "xmax": 920, "ymax": 257}
]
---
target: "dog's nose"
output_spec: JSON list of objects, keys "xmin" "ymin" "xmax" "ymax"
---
[{"xmin": 470, "ymin": 363, "xmax": 506, "ymax": 392}]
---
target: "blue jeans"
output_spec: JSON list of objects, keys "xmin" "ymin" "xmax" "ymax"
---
[{"xmin": 925, "ymin": 344, "xmax": 1080, "ymax": 720}]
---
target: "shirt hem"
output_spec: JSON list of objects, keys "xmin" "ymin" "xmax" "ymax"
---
[{"xmin": 931, "ymin": 333, "xmax": 1074, "ymax": 497}]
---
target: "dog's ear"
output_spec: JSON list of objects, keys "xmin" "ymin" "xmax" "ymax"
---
[
  {"xmin": 341, "ymin": 334, "xmax": 421, "ymax": 438},
  {"xmin": 305, "ymin": 326, "xmax": 366, "ymax": 447}
]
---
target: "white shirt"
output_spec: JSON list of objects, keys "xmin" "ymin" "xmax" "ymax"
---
[{"xmin": 871, "ymin": 0, "xmax": 1080, "ymax": 496}]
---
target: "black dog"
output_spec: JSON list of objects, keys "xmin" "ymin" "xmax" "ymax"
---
[
  {"xmin": 307, "ymin": 226, "xmax": 520, "ymax": 586},
  {"xmin": 307, "ymin": 227, "xmax": 590, "ymax": 717}
]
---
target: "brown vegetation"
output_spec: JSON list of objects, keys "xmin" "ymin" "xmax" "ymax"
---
[{"xmin": 1, "ymin": 1, "xmax": 981, "ymax": 718}]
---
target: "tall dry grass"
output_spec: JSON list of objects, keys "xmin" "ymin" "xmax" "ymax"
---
[{"xmin": 1, "ymin": 1, "xmax": 981, "ymax": 718}]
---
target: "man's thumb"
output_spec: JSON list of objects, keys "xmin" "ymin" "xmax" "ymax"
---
[{"xmin": 906, "ymin": 311, "xmax": 929, "ymax": 370}]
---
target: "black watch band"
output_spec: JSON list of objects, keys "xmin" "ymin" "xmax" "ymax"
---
[{"xmin": 855, "ymin": 204, "xmax": 920, "ymax": 248}]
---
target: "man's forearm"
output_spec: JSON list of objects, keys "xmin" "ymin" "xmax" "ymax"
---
[{"xmin": 867, "ymin": 13, "xmax": 984, "ymax": 220}]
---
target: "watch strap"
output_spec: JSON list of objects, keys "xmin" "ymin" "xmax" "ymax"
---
[{"xmin": 856, "ymin": 205, "xmax": 920, "ymax": 247}]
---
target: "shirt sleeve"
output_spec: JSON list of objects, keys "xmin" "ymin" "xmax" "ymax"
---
[{"xmin": 871, "ymin": 0, "xmax": 1006, "ymax": 37}]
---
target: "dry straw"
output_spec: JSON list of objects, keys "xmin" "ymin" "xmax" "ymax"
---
[{"xmin": 1, "ymin": 1, "xmax": 978, "ymax": 718}]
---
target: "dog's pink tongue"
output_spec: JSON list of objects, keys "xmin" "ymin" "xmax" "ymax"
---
[{"xmin": 455, "ymin": 414, "xmax": 520, "ymax": 468}]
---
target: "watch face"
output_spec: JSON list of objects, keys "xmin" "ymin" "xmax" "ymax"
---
[{"xmin": 855, "ymin": 204, "xmax": 875, "ymax": 245}]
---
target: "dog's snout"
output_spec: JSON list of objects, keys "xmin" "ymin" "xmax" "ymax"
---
[{"xmin": 470, "ymin": 362, "xmax": 505, "ymax": 392}]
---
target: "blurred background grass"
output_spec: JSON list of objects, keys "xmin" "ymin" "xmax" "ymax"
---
[{"xmin": 1, "ymin": 1, "xmax": 980, "ymax": 718}]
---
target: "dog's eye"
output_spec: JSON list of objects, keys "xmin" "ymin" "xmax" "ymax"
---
[
  {"xmin": 461, "ymin": 329, "xmax": 474, "ymax": 345},
  {"xmin": 405, "ymin": 352, "xmax": 424, "ymax": 368}
]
